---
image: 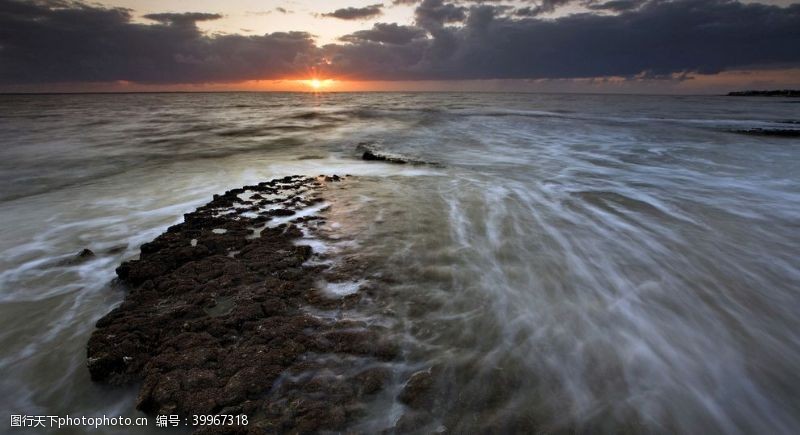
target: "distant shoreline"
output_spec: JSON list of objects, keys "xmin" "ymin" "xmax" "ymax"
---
[{"xmin": 727, "ymin": 90, "xmax": 800, "ymax": 97}]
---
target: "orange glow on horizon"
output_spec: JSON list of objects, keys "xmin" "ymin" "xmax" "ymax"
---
[
  {"xmin": 5, "ymin": 67, "xmax": 798, "ymax": 94},
  {"xmin": 300, "ymin": 78, "xmax": 335, "ymax": 92}
]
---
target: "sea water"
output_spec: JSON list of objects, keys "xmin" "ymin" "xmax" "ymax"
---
[{"xmin": 0, "ymin": 92, "xmax": 798, "ymax": 434}]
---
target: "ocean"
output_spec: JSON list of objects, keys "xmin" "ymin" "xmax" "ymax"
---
[{"xmin": 0, "ymin": 92, "xmax": 798, "ymax": 433}]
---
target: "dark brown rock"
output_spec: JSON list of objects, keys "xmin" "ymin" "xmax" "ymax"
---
[
  {"xmin": 398, "ymin": 369, "xmax": 436, "ymax": 410},
  {"xmin": 394, "ymin": 410, "xmax": 435, "ymax": 433},
  {"xmin": 357, "ymin": 141, "xmax": 443, "ymax": 167},
  {"xmin": 354, "ymin": 367, "xmax": 392, "ymax": 395},
  {"xmin": 87, "ymin": 176, "xmax": 395, "ymax": 433},
  {"xmin": 362, "ymin": 149, "xmax": 408, "ymax": 164},
  {"xmin": 267, "ymin": 208, "xmax": 295, "ymax": 216},
  {"xmin": 730, "ymin": 128, "xmax": 800, "ymax": 137},
  {"xmin": 57, "ymin": 248, "xmax": 96, "ymax": 266}
]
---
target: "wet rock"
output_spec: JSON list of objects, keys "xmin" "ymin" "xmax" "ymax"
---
[
  {"xmin": 399, "ymin": 368, "xmax": 436, "ymax": 410},
  {"xmin": 57, "ymin": 248, "xmax": 96, "ymax": 266},
  {"xmin": 354, "ymin": 367, "xmax": 392, "ymax": 395},
  {"xmin": 267, "ymin": 208, "xmax": 295, "ymax": 217},
  {"xmin": 729, "ymin": 128, "xmax": 800, "ymax": 137},
  {"xmin": 87, "ymin": 175, "xmax": 395, "ymax": 432},
  {"xmin": 362, "ymin": 149, "xmax": 408, "ymax": 164},
  {"xmin": 394, "ymin": 410, "xmax": 435, "ymax": 433},
  {"xmin": 356, "ymin": 142, "xmax": 443, "ymax": 167},
  {"xmin": 727, "ymin": 89, "xmax": 800, "ymax": 97}
]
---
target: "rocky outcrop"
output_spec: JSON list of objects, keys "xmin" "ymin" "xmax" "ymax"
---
[
  {"xmin": 57, "ymin": 248, "xmax": 95, "ymax": 266},
  {"xmin": 356, "ymin": 142, "xmax": 443, "ymax": 167},
  {"xmin": 729, "ymin": 128, "xmax": 800, "ymax": 137},
  {"xmin": 727, "ymin": 90, "xmax": 800, "ymax": 97},
  {"xmin": 87, "ymin": 175, "xmax": 397, "ymax": 433}
]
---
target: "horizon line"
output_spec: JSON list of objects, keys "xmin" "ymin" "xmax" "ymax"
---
[{"xmin": 0, "ymin": 89, "xmax": 775, "ymax": 97}]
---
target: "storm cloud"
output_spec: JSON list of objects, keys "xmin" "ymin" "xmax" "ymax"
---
[
  {"xmin": 585, "ymin": 0, "xmax": 647, "ymax": 11},
  {"xmin": 0, "ymin": 0, "xmax": 317, "ymax": 84},
  {"xmin": 414, "ymin": 0, "xmax": 468, "ymax": 29},
  {"xmin": 339, "ymin": 23, "xmax": 427, "ymax": 45},
  {"xmin": 143, "ymin": 12, "xmax": 223, "ymax": 25},
  {"xmin": 328, "ymin": 0, "xmax": 800, "ymax": 80},
  {"xmin": 320, "ymin": 4, "xmax": 384, "ymax": 20},
  {"xmin": 0, "ymin": 0, "xmax": 799, "ymax": 85}
]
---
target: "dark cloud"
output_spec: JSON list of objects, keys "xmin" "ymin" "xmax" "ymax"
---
[
  {"xmin": 415, "ymin": 0, "xmax": 468, "ymax": 30},
  {"xmin": 340, "ymin": 23, "xmax": 427, "ymax": 45},
  {"xmin": 397, "ymin": 0, "xmax": 579, "ymax": 16},
  {"xmin": 520, "ymin": 0, "xmax": 573, "ymax": 16},
  {"xmin": 320, "ymin": 4, "xmax": 383, "ymax": 20},
  {"xmin": 0, "ymin": 0, "xmax": 317, "ymax": 84},
  {"xmin": 399, "ymin": 0, "xmax": 649, "ymax": 16},
  {"xmin": 327, "ymin": 0, "xmax": 800, "ymax": 80},
  {"xmin": 143, "ymin": 12, "xmax": 222, "ymax": 26},
  {"xmin": 1, "ymin": 0, "xmax": 799, "ymax": 86},
  {"xmin": 586, "ymin": 0, "xmax": 647, "ymax": 11}
]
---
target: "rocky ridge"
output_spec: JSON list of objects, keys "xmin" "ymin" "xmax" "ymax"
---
[{"xmin": 87, "ymin": 175, "xmax": 399, "ymax": 433}]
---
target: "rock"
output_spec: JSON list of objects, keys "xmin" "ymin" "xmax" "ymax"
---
[
  {"xmin": 356, "ymin": 141, "xmax": 443, "ymax": 167},
  {"xmin": 398, "ymin": 369, "xmax": 436, "ymax": 410},
  {"xmin": 87, "ymin": 176, "xmax": 395, "ymax": 432},
  {"xmin": 729, "ymin": 128, "xmax": 800, "ymax": 137},
  {"xmin": 394, "ymin": 410, "xmax": 435, "ymax": 433},
  {"xmin": 727, "ymin": 89, "xmax": 800, "ymax": 97},
  {"xmin": 267, "ymin": 208, "xmax": 295, "ymax": 216},
  {"xmin": 57, "ymin": 248, "xmax": 96, "ymax": 266},
  {"xmin": 354, "ymin": 367, "xmax": 391, "ymax": 395},
  {"xmin": 362, "ymin": 149, "xmax": 408, "ymax": 164}
]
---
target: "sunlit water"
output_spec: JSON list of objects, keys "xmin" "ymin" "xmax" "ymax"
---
[{"xmin": 0, "ymin": 93, "xmax": 798, "ymax": 434}]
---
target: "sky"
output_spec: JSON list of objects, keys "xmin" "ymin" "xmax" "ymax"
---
[{"xmin": 0, "ymin": 0, "xmax": 799, "ymax": 93}]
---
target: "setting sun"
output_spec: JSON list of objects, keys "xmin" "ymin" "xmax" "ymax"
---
[{"xmin": 302, "ymin": 78, "xmax": 334, "ymax": 91}]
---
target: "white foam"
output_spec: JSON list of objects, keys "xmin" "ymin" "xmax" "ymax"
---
[
  {"xmin": 297, "ymin": 238, "xmax": 330, "ymax": 254},
  {"xmin": 322, "ymin": 280, "xmax": 364, "ymax": 297},
  {"xmin": 268, "ymin": 202, "xmax": 330, "ymax": 227},
  {"xmin": 261, "ymin": 156, "xmax": 443, "ymax": 178}
]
